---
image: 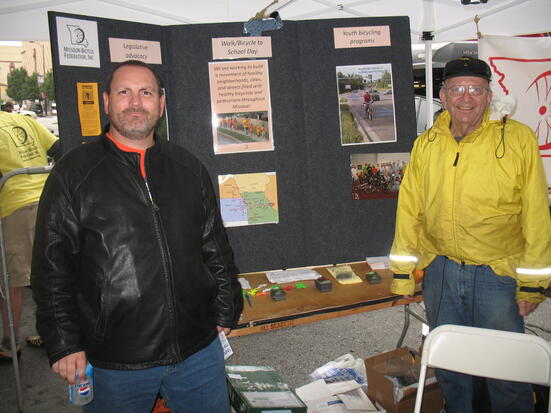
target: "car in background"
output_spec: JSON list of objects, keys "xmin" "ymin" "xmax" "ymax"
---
[
  {"xmin": 415, "ymin": 95, "xmax": 443, "ymax": 135},
  {"xmin": 370, "ymin": 89, "xmax": 380, "ymax": 101},
  {"xmin": 383, "ymin": 89, "xmax": 392, "ymax": 95},
  {"xmin": 30, "ymin": 103, "xmax": 44, "ymax": 117},
  {"xmin": 16, "ymin": 108, "xmax": 38, "ymax": 119}
]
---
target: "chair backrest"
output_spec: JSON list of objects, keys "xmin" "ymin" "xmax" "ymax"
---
[{"xmin": 414, "ymin": 324, "xmax": 551, "ymax": 413}]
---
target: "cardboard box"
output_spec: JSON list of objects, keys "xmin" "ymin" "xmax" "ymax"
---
[
  {"xmin": 226, "ymin": 365, "xmax": 307, "ymax": 413},
  {"xmin": 364, "ymin": 347, "xmax": 444, "ymax": 413}
]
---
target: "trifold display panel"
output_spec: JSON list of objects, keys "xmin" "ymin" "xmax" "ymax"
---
[{"xmin": 49, "ymin": 12, "xmax": 416, "ymax": 274}]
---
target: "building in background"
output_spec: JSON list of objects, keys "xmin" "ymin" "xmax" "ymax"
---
[
  {"xmin": 0, "ymin": 41, "xmax": 52, "ymax": 105},
  {"xmin": 21, "ymin": 41, "xmax": 52, "ymax": 85},
  {"xmin": 0, "ymin": 44, "xmax": 23, "ymax": 102}
]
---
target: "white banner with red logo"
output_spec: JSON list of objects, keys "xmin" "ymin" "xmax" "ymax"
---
[{"xmin": 479, "ymin": 35, "xmax": 551, "ymax": 190}]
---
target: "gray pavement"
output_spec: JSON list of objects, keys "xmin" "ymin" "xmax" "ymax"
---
[
  {"xmin": 1, "ymin": 287, "xmax": 550, "ymax": 412},
  {"xmin": 35, "ymin": 116, "xmax": 59, "ymax": 137}
]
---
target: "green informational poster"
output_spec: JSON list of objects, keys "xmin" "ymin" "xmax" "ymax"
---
[{"xmin": 226, "ymin": 365, "xmax": 306, "ymax": 413}]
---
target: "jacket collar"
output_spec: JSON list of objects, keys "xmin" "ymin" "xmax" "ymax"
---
[
  {"xmin": 432, "ymin": 108, "xmax": 495, "ymax": 143},
  {"xmin": 101, "ymin": 133, "xmax": 162, "ymax": 177}
]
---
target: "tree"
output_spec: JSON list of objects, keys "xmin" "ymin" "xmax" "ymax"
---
[
  {"xmin": 6, "ymin": 67, "xmax": 27, "ymax": 102},
  {"xmin": 337, "ymin": 72, "xmax": 364, "ymax": 94},
  {"xmin": 25, "ymin": 73, "xmax": 40, "ymax": 101},
  {"xmin": 376, "ymin": 70, "xmax": 392, "ymax": 90},
  {"xmin": 6, "ymin": 67, "xmax": 40, "ymax": 102},
  {"xmin": 40, "ymin": 70, "xmax": 55, "ymax": 102}
]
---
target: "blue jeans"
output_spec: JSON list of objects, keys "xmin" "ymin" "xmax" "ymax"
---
[
  {"xmin": 84, "ymin": 336, "xmax": 229, "ymax": 413},
  {"xmin": 423, "ymin": 256, "xmax": 534, "ymax": 413}
]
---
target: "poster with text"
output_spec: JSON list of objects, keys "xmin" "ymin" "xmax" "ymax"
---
[
  {"xmin": 209, "ymin": 60, "xmax": 274, "ymax": 154},
  {"xmin": 351, "ymin": 152, "xmax": 409, "ymax": 200},
  {"xmin": 56, "ymin": 17, "xmax": 100, "ymax": 68},
  {"xmin": 337, "ymin": 63, "xmax": 396, "ymax": 145}
]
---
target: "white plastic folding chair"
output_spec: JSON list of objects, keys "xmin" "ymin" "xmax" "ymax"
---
[{"xmin": 414, "ymin": 324, "xmax": 551, "ymax": 413}]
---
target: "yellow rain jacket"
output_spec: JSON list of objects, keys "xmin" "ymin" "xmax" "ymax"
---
[{"xmin": 390, "ymin": 109, "xmax": 551, "ymax": 303}]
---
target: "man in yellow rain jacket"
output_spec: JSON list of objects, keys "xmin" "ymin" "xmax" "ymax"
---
[{"xmin": 389, "ymin": 57, "xmax": 550, "ymax": 413}]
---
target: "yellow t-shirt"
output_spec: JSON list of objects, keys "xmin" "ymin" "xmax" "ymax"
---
[{"xmin": 0, "ymin": 112, "xmax": 58, "ymax": 218}]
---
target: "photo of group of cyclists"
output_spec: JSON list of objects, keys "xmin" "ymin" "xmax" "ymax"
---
[
  {"xmin": 214, "ymin": 111, "xmax": 273, "ymax": 154},
  {"xmin": 351, "ymin": 152, "xmax": 410, "ymax": 200},
  {"xmin": 336, "ymin": 63, "xmax": 396, "ymax": 145}
]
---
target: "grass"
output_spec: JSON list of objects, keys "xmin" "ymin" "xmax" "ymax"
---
[
  {"xmin": 217, "ymin": 127, "xmax": 256, "ymax": 143},
  {"xmin": 340, "ymin": 104, "xmax": 364, "ymax": 144}
]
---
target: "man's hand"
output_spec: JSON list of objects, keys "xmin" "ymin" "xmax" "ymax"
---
[
  {"xmin": 52, "ymin": 351, "xmax": 87, "ymax": 385},
  {"xmin": 217, "ymin": 326, "xmax": 231, "ymax": 335},
  {"xmin": 518, "ymin": 300, "xmax": 539, "ymax": 317}
]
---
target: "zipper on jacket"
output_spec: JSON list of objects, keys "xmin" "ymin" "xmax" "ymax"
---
[
  {"xmin": 144, "ymin": 179, "xmax": 160, "ymax": 211},
  {"xmin": 450, "ymin": 147, "xmax": 461, "ymax": 258},
  {"xmin": 143, "ymin": 156, "xmax": 180, "ymax": 357}
]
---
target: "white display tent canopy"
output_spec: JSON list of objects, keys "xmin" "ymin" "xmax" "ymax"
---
[
  {"xmin": 1, "ymin": 0, "xmax": 550, "ymax": 147},
  {"xmin": 1, "ymin": 0, "xmax": 550, "ymax": 43}
]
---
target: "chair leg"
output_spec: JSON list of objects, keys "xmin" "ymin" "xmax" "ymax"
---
[
  {"xmin": 414, "ymin": 366, "xmax": 428, "ymax": 413},
  {"xmin": 396, "ymin": 304, "xmax": 410, "ymax": 348}
]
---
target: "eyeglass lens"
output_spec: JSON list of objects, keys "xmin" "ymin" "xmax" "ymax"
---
[{"xmin": 448, "ymin": 85, "xmax": 486, "ymax": 97}]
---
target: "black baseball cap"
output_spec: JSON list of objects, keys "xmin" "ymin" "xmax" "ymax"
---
[{"xmin": 443, "ymin": 56, "xmax": 491, "ymax": 81}]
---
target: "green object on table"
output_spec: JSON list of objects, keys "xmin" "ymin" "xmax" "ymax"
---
[
  {"xmin": 366, "ymin": 271, "xmax": 382, "ymax": 284},
  {"xmin": 270, "ymin": 287, "xmax": 287, "ymax": 301}
]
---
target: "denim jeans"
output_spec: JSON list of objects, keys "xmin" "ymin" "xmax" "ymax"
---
[
  {"xmin": 84, "ymin": 336, "xmax": 229, "ymax": 413},
  {"xmin": 423, "ymin": 256, "xmax": 534, "ymax": 413}
]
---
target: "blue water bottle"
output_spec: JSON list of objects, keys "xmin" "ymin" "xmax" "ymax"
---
[{"xmin": 68, "ymin": 363, "xmax": 94, "ymax": 405}]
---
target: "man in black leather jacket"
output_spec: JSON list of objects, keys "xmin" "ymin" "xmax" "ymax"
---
[{"xmin": 31, "ymin": 60, "xmax": 243, "ymax": 413}]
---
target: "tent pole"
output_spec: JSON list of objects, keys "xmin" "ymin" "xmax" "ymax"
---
[
  {"xmin": 423, "ymin": 32, "xmax": 434, "ymax": 130},
  {"xmin": 1, "ymin": 173, "xmax": 24, "ymax": 413}
]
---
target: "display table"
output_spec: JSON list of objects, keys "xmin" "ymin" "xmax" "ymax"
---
[{"xmin": 229, "ymin": 261, "xmax": 423, "ymax": 338}]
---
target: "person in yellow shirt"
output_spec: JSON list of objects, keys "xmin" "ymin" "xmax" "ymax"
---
[
  {"xmin": 0, "ymin": 111, "xmax": 59, "ymax": 360},
  {"xmin": 389, "ymin": 57, "xmax": 550, "ymax": 412}
]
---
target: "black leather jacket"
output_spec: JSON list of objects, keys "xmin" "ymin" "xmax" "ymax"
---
[{"xmin": 31, "ymin": 135, "xmax": 243, "ymax": 369}]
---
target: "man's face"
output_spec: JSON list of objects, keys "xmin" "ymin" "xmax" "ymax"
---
[
  {"xmin": 439, "ymin": 76, "xmax": 492, "ymax": 135},
  {"xmin": 103, "ymin": 65, "xmax": 164, "ymax": 142}
]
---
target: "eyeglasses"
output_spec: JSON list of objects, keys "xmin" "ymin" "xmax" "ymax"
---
[{"xmin": 444, "ymin": 85, "xmax": 489, "ymax": 97}]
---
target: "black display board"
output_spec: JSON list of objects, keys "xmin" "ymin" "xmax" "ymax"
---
[{"xmin": 48, "ymin": 12, "xmax": 416, "ymax": 274}]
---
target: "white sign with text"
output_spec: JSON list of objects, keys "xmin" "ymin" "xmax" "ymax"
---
[{"xmin": 56, "ymin": 17, "xmax": 100, "ymax": 68}]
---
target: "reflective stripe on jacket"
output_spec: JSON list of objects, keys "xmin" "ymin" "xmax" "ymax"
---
[{"xmin": 389, "ymin": 109, "xmax": 551, "ymax": 302}]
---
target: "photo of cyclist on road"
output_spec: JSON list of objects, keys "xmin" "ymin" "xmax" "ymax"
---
[
  {"xmin": 363, "ymin": 90, "xmax": 373, "ymax": 120},
  {"xmin": 336, "ymin": 63, "xmax": 397, "ymax": 145}
]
